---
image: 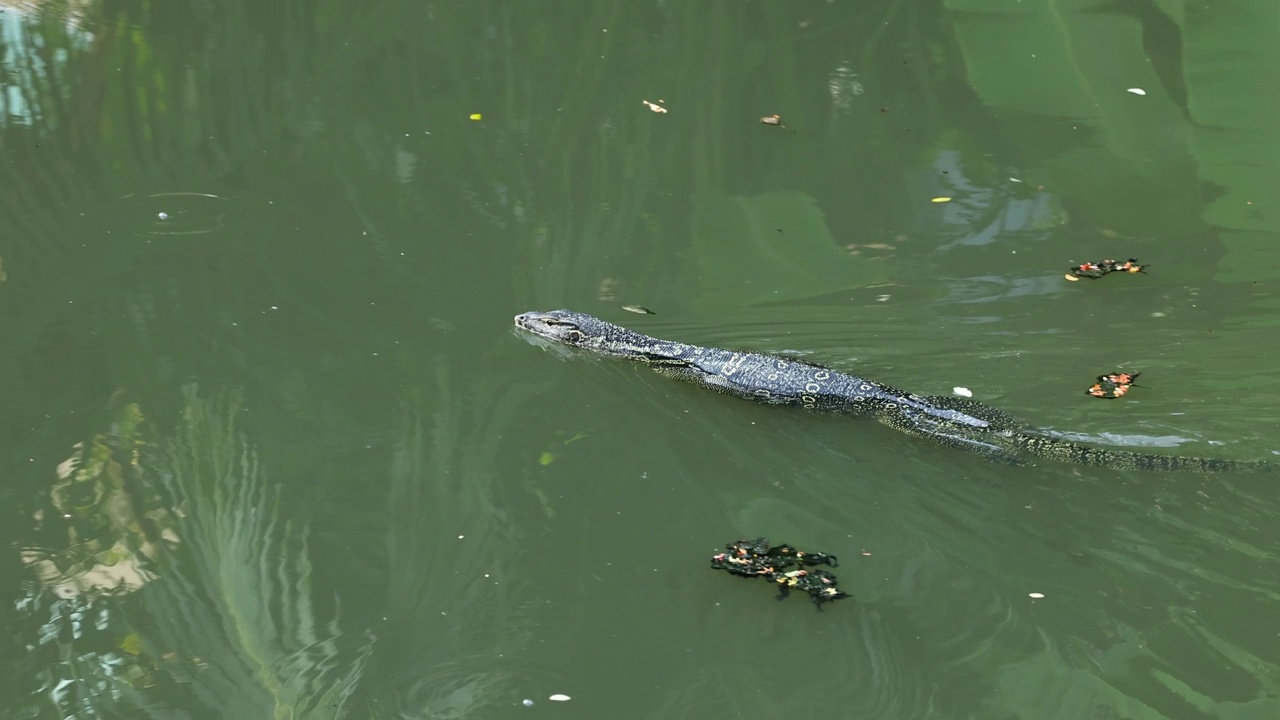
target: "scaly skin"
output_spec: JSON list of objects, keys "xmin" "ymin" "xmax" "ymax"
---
[{"xmin": 514, "ymin": 310, "xmax": 1278, "ymax": 473}]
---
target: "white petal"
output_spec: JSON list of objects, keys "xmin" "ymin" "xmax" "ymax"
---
[{"xmin": 549, "ymin": 694, "xmax": 571, "ymax": 702}]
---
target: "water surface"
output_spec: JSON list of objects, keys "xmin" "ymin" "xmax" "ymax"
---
[{"xmin": 3, "ymin": 1, "xmax": 1279, "ymax": 719}]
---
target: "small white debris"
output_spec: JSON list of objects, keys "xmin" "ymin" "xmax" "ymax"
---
[
  {"xmin": 522, "ymin": 699, "xmax": 534, "ymax": 707},
  {"xmin": 548, "ymin": 694, "xmax": 571, "ymax": 702},
  {"xmin": 952, "ymin": 387, "xmax": 973, "ymax": 398},
  {"xmin": 1028, "ymin": 592, "xmax": 1045, "ymax": 599},
  {"xmin": 157, "ymin": 212, "xmax": 169, "ymax": 220},
  {"xmin": 1126, "ymin": 88, "xmax": 1146, "ymax": 96}
]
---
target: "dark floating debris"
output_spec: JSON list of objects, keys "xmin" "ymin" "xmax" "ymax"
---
[
  {"xmin": 1065, "ymin": 258, "xmax": 1147, "ymax": 281},
  {"xmin": 710, "ymin": 538, "xmax": 849, "ymax": 607},
  {"xmin": 1087, "ymin": 372, "xmax": 1141, "ymax": 399}
]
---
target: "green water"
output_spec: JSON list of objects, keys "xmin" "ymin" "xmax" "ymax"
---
[{"xmin": 4, "ymin": 1, "xmax": 1280, "ymax": 718}]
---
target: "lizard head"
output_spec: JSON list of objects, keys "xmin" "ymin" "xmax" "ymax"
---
[
  {"xmin": 514, "ymin": 309, "xmax": 620, "ymax": 349},
  {"xmin": 514, "ymin": 309, "xmax": 671, "ymax": 364}
]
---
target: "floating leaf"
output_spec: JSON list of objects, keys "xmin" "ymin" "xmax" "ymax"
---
[
  {"xmin": 118, "ymin": 633, "xmax": 143, "ymax": 655},
  {"xmin": 538, "ymin": 452, "xmax": 555, "ymax": 466}
]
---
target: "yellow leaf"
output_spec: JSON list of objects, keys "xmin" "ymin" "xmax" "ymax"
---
[
  {"xmin": 931, "ymin": 196, "xmax": 952, "ymax": 203},
  {"xmin": 469, "ymin": 113, "xmax": 482, "ymax": 121},
  {"xmin": 538, "ymin": 452, "xmax": 555, "ymax": 466},
  {"xmin": 119, "ymin": 633, "xmax": 143, "ymax": 655}
]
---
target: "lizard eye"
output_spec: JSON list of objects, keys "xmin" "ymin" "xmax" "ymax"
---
[{"xmin": 564, "ymin": 330, "xmax": 584, "ymax": 343}]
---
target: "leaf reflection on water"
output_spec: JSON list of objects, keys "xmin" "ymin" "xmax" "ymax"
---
[{"xmin": 138, "ymin": 385, "xmax": 372, "ymax": 719}]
